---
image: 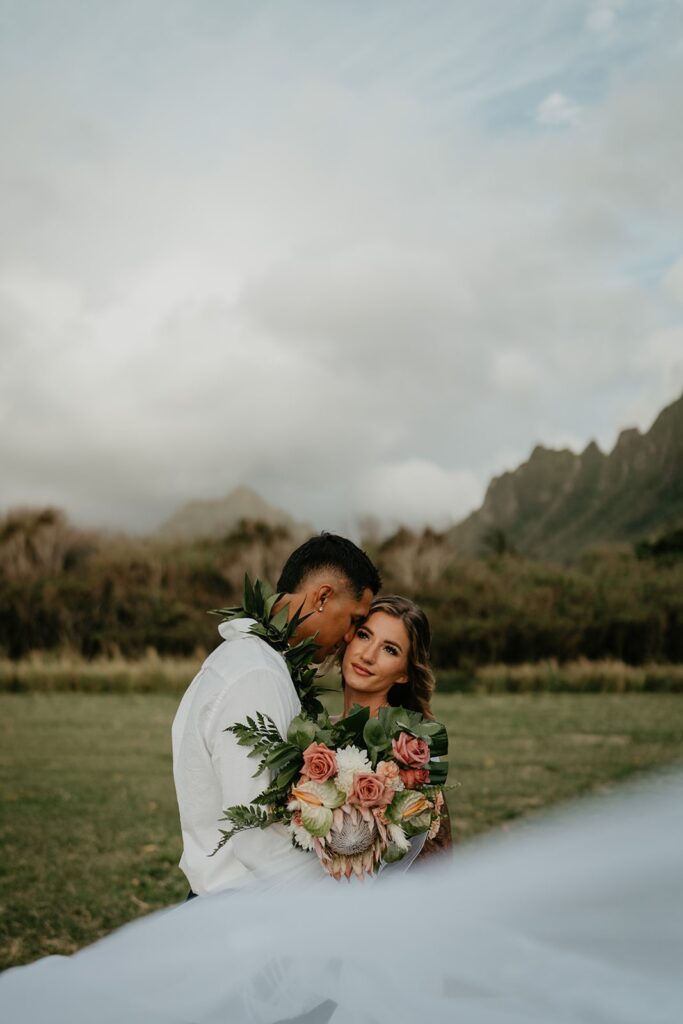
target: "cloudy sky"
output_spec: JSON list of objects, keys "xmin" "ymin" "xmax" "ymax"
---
[{"xmin": 1, "ymin": 0, "xmax": 682, "ymax": 535}]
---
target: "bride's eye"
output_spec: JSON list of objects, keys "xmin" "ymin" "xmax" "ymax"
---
[
  {"xmin": 356, "ymin": 627, "xmax": 370, "ymax": 640},
  {"xmin": 383, "ymin": 644, "xmax": 399, "ymax": 657}
]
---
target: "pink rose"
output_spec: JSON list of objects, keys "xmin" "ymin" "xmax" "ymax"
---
[
  {"xmin": 399, "ymin": 767, "xmax": 430, "ymax": 790},
  {"xmin": 376, "ymin": 760, "xmax": 401, "ymax": 788},
  {"xmin": 392, "ymin": 733, "xmax": 430, "ymax": 768},
  {"xmin": 302, "ymin": 742, "xmax": 337, "ymax": 782},
  {"xmin": 348, "ymin": 772, "xmax": 391, "ymax": 809}
]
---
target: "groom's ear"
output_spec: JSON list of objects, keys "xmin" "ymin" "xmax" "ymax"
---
[{"xmin": 312, "ymin": 583, "xmax": 334, "ymax": 612}]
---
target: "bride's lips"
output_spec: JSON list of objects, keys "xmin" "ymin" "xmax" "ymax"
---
[{"xmin": 351, "ymin": 663, "xmax": 373, "ymax": 678}]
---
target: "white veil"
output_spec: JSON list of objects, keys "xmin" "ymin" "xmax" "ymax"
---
[{"xmin": 2, "ymin": 768, "xmax": 681, "ymax": 1023}]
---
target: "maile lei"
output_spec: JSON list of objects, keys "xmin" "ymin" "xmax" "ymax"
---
[{"xmin": 211, "ymin": 575, "xmax": 324, "ymax": 717}]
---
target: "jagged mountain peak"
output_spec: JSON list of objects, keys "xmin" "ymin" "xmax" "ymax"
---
[
  {"xmin": 614, "ymin": 426, "xmax": 641, "ymax": 449},
  {"xmin": 448, "ymin": 392, "xmax": 683, "ymax": 560}
]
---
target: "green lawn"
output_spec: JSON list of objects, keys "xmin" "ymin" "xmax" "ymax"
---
[{"xmin": 2, "ymin": 691, "xmax": 683, "ymax": 970}]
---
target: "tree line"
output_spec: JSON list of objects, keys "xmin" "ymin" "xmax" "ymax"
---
[{"xmin": 0, "ymin": 509, "xmax": 681, "ymax": 666}]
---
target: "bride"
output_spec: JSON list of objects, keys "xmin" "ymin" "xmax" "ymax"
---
[{"xmin": 336, "ymin": 594, "xmax": 452, "ymax": 868}]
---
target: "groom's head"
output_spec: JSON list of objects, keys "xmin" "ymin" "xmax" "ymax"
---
[{"xmin": 277, "ymin": 533, "xmax": 381, "ymax": 661}]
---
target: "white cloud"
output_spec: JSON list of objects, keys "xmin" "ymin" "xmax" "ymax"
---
[
  {"xmin": 242, "ymin": 243, "xmax": 475, "ymax": 367},
  {"xmin": 663, "ymin": 257, "xmax": 683, "ymax": 304},
  {"xmin": 352, "ymin": 459, "xmax": 483, "ymax": 532},
  {"xmin": 491, "ymin": 349, "xmax": 544, "ymax": 396},
  {"xmin": 534, "ymin": 429, "xmax": 586, "ymax": 454},
  {"xmin": 535, "ymin": 91, "xmax": 582, "ymax": 127},
  {"xmin": 631, "ymin": 326, "xmax": 683, "ymax": 398},
  {"xmin": 586, "ymin": 2, "xmax": 624, "ymax": 35},
  {"xmin": 0, "ymin": 2, "xmax": 681, "ymax": 534}
]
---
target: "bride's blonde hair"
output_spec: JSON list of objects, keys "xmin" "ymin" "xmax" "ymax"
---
[{"xmin": 341, "ymin": 594, "xmax": 436, "ymax": 719}]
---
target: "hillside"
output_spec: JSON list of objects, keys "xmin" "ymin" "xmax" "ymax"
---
[
  {"xmin": 448, "ymin": 392, "xmax": 683, "ymax": 560},
  {"xmin": 155, "ymin": 486, "xmax": 312, "ymax": 543}
]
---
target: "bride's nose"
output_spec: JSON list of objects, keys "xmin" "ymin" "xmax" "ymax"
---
[{"xmin": 360, "ymin": 645, "xmax": 375, "ymax": 664}]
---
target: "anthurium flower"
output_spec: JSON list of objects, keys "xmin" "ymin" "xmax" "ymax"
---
[
  {"xmin": 402, "ymin": 808, "xmax": 433, "ymax": 837},
  {"xmin": 300, "ymin": 802, "xmax": 334, "ymax": 837},
  {"xmin": 290, "ymin": 779, "xmax": 345, "ymax": 808},
  {"xmin": 288, "ymin": 779, "xmax": 346, "ymax": 837},
  {"xmin": 386, "ymin": 789, "xmax": 432, "ymax": 825}
]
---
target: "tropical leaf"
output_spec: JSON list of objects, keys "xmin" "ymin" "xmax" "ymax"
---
[
  {"xmin": 363, "ymin": 717, "xmax": 391, "ymax": 765},
  {"xmin": 274, "ymin": 761, "xmax": 303, "ymax": 790},
  {"xmin": 243, "ymin": 573, "xmax": 255, "ymax": 611},
  {"xmin": 377, "ymin": 706, "xmax": 410, "ymax": 736},
  {"xmin": 427, "ymin": 727, "xmax": 449, "ymax": 758},
  {"xmin": 262, "ymin": 743, "xmax": 301, "ymax": 773},
  {"xmin": 331, "ymin": 704, "xmax": 370, "ymax": 746},
  {"xmin": 287, "ymin": 715, "xmax": 318, "ymax": 750},
  {"xmin": 270, "ymin": 606, "xmax": 289, "ymax": 633},
  {"xmin": 426, "ymin": 760, "xmax": 449, "ymax": 785}
]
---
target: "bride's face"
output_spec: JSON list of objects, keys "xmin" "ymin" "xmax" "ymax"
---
[{"xmin": 342, "ymin": 611, "xmax": 410, "ymax": 702}]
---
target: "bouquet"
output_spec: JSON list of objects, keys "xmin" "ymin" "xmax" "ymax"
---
[{"xmin": 213, "ymin": 704, "xmax": 448, "ymax": 880}]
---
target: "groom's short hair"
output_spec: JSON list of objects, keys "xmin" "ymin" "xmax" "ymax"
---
[{"xmin": 277, "ymin": 533, "xmax": 381, "ymax": 598}]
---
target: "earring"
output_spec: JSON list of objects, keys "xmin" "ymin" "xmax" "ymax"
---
[{"xmin": 318, "ymin": 605, "xmax": 324, "ymax": 613}]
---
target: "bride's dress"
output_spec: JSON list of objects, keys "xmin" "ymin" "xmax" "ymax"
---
[{"xmin": 2, "ymin": 770, "xmax": 681, "ymax": 1024}]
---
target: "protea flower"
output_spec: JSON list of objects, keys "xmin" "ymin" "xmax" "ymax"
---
[{"xmin": 309, "ymin": 803, "xmax": 389, "ymax": 880}]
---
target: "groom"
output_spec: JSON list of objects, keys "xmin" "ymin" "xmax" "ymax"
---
[{"xmin": 172, "ymin": 532, "xmax": 381, "ymax": 896}]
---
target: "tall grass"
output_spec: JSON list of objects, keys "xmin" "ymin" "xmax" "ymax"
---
[
  {"xmin": 2, "ymin": 652, "xmax": 683, "ymax": 694},
  {"xmin": 437, "ymin": 658, "xmax": 683, "ymax": 694},
  {"xmin": 0, "ymin": 650, "xmax": 201, "ymax": 694}
]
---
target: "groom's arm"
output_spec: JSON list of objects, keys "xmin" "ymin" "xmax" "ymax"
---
[{"xmin": 201, "ymin": 665, "xmax": 303, "ymax": 873}]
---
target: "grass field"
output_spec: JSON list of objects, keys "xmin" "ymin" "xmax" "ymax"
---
[{"xmin": 2, "ymin": 691, "xmax": 683, "ymax": 970}]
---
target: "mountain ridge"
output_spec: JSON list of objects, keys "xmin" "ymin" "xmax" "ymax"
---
[
  {"xmin": 448, "ymin": 392, "xmax": 683, "ymax": 560},
  {"xmin": 156, "ymin": 485, "xmax": 313, "ymax": 543}
]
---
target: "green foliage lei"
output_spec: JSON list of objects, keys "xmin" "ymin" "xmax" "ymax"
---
[{"xmin": 212, "ymin": 575, "xmax": 324, "ymax": 718}]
